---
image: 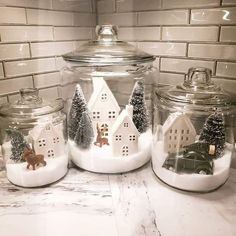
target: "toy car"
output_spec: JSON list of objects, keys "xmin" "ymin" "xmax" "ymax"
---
[{"xmin": 163, "ymin": 149, "xmax": 214, "ymax": 175}]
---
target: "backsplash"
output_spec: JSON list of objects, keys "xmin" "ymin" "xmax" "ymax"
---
[
  {"xmin": 0, "ymin": 0, "xmax": 96, "ymax": 103},
  {"xmin": 0, "ymin": 0, "xmax": 236, "ymax": 102},
  {"xmin": 97, "ymin": 0, "xmax": 236, "ymax": 101}
]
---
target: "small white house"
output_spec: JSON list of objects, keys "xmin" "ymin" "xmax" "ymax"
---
[
  {"xmin": 88, "ymin": 77, "xmax": 120, "ymax": 138},
  {"xmin": 111, "ymin": 105, "xmax": 139, "ymax": 157},
  {"xmin": 29, "ymin": 123, "xmax": 65, "ymax": 158},
  {"xmin": 163, "ymin": 113, "xmax": 196, "ymax": 153}
]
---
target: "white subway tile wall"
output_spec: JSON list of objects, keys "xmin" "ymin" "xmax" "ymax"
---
[
  {"xmin": 1, "ymin": 0, "xmax": 236, "ymax": 103},
  {"xmin": 97, "ymin": 0, "xmax": 236, "ymax": 101},
  {"xmin": 0, "ymin": 0, "xmax": 95, "ymax": 102}
]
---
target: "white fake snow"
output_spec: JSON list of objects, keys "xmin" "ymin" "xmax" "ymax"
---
[
  {"xmin": 69, "ymin": 130, "xmax": 152, "ymax": 174},
  {"xmin": 6, "ymin": 155, "xmax": 68, "ymax": 187},
  {"xmin": 152, "ymin": 141, "xmax": 232, "ymax": 192}
]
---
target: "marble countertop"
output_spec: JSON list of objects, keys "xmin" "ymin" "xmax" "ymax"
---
[{"xmin": 0, "ymin": 163, "xmax": 235, "ymax": 236}]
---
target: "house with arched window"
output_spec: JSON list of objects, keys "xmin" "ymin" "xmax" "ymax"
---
[
  {"xmin": 88, "ymin": 77, "xmax": 120, "ymax": 138},
  {"xmin": 163, "ymin": 113, "xmax": 196, "ymax": 153},
  {"xmin": 111, "ymin": 105, "xmax": 139, "ymax": 157}
]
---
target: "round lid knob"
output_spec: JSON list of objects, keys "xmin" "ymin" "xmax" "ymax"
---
[
  {"xmin": 96, "ymin": 25, "xmax": 118, "ymax": 42},
  {"xmin": 18, "ymin": 88, "xmax": 42, "ymax": 105},
  {"xmin": 183, "ymin": 67, "xmax": 216, "ymax": 90}
]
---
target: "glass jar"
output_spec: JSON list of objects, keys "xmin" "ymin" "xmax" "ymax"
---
[
  {"xmin": 61, "ymin": 25, "xmax": 157, "ymax": 173},
  {"xmin": 0, "ymin": 88, "xmax": 67, "ymax": 187},
  {"xmin": 152, "ymin": 67, "xmax": 234, "ymax": 192}
]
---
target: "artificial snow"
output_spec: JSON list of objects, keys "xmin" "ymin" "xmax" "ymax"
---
[
  {"xmin": 69, "ymin": 130, "xmax": 152, "ymax": 173},
  {"xmin": 152, "ymin": 140, "xmax": 232, "ymax": 192},
  {"xmin": 6, "ymin": 155, "xmax": 68, "ymax": 187}
]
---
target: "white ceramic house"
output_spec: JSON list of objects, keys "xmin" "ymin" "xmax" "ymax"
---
[
  {"xmin": 29, "ymin": 123, "xmax": 65, "ymax": 158},
  {"xmin": 111, "ymin": 105, "xmax": 139, "ymax": 157},
  {"xmin": 88, "ymin": 77, "xmax": 120, "ymax": 137},
  {"xmin": 163, "ymin": 113, "xmax": 196, "ymax": 153}
]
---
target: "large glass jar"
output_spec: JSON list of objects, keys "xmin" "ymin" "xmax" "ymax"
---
[
  {"xmin": 152, "ymin": 67, "xmax": 234, "ymax": 192},
  {"xmin": 61, "ymin": 25, "xmax": 156, "ymax": 173},
  {"xmin": 0, "ymin": 88, "xmax": 67, "ymax": 187}
]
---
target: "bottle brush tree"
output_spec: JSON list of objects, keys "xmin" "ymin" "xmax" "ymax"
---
[
  {"xmin": 199, "ymin": 112, "xmax": 225, "ymax": 158},
  {"xmin": 74, "ymin": 111, "xmax": 94, "ymax": 149},
  {"xmin": 6, "ymin": 128, "xmax": 30, "ymax": 162},
  {"xmin": 68, "ymin": 84, "xmax": 87, "ymax": 140},
  {"xmin": 129, "ymin": 81, "xmax": 148, "ymax": 133}
]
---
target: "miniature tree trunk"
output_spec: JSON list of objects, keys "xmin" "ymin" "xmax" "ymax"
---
[
  {"xmin": 74, "ymin": 111, "xmax": 94, "ymax": 149},
  {"xmin": 199, "ymin": 112, "xmax": 225, "ymax": 158},
  {"xmin": 6, "ymin": 128, "xmax": 30, "ymax": 162},
  {"xmin": 68, "ymin": 85, "xmax": 87, "ymax": 140},
  {"xmin": 129, "ymin": 81, "xmax": 148, "ymax": 133}
]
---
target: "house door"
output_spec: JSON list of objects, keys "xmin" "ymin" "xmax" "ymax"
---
[
  {"xmin": 122, "ymin": 146, "xmax": 129, "ymax": 156},
  {"xmin": 100, "ymin": 123, "xmax": 109, "ymax": 137}
]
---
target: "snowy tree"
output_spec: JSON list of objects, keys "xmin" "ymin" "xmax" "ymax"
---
[
  {"xmin": 74, "ymin": 111, "xmax": 94, "ymax": 149},
  {"xmin": 199, "ymin": 112, "xmax": 225, "ymax": 158},
  {"xmin": 129, "ymin": 81, "xmax": 148, "ymax": 133},
  {"xmin": 6, "ymin": 128, "xmax": 30, "ymax": 162},
  {"xmin": 68, "ymin": 84, "xmax": 87, "ymax": 140}
]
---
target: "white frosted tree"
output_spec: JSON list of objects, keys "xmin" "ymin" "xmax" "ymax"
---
[
  {"xmin": 129, "ymin": 81, "xmax": 148, "ymax": 133},
  {"xmin": 199, "ymin": 112, "xmax": 225, "ymax": 158},
  {"xmin": 6, "ymin": 128, "xmax": 30, "ymax": 162},
  {"xmin": 74, "ymin": 111, "xmax": 94, "ymax": 149},
  {"xmin": 68, "ymin": 84, "xmax": 87, "ymax": 140}
]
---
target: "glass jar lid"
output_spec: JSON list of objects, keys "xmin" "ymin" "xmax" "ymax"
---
[
  {"xmin": 0, "ymin": 88, "xmax": 64, "ymax": 119},
  {"xmin": 63, "ymin": 25, "xmax": 156, "ymax": 66},
  {"xmin": 157, "ymin": 67, "xmax": 231, "ymax": 106}
]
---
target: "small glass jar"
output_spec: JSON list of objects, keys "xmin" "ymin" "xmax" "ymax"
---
[
  {"xmin": 61, "ymin": 25, "xmax": 157, "ymax": 173},
  {"xmin": 0, "ymin": 88, "xmax": 67, "ymax": 187},
  {"xmin": 152, "ymin": 67, "xmax": 234, "ymax": 192}
]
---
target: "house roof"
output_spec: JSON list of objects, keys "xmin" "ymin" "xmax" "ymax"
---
[
  {"xmin": 111, "ymin": 108, "xmax": 139, "ymax": 136},
  {"xmin": 163, "ymin": 113, "xmax": 196, "ymax": 136},
  {"xmin": 88, "ymin": 77, "xmax": 120, "ymax": 112},
  {"xmin": 29, "ymin": 123, "xmax": 60, "ymax": 141}
]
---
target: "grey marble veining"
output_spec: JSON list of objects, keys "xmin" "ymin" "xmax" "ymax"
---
[{"xmin": 0, "ymin": 164, "xmax": 236, "ymax": 236}]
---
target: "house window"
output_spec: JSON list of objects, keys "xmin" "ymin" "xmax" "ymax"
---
[
  {"xmin": 38, "ymin": 139, "xmax": 46, "ymax": 147},
  {"xmin": 124, "ymin": 123, "xmax": 128, "ymax": 127},
  {"xmin": 101, "ymin": 123, "xmax": 108, "ymax": 136},
  {"xmin": 53, "ymin": 137, "xmax": 60, "ymax": 143},
  {"xmin": 181, "ymin": 130, "xmax": 184, "ymax": 134},
  {"xmin": 170, "ymin": 129, "xmax": 172, "ymax": 134},
  {"xmin": 115, "ymin": 135, "xmax": 122, "ymax": 141},
  {"xmin": 101, "ymin": 93, "xmax": 107, "ymax": 101},
  {"xmin": 122, "ymin": 146, "xmax": 129, "ymax": 156},
  {"xmin": 48, "ymin": 149, "xmax": 54, "ymax": 158},
  {"xmin": 129, "ymin": 135, "xmax": 136, "ymax": 141},
  {"xmin": 108, "ymin": 111, "xmax": 116, "ymax": 119},
  {"xmin": 187, "ymin": 129, "xmax": 190, "ymax": 134},
  {"xmin": 175, "ymin": 129, "xmax": 177, "ymax": 134},
  {"xmin": 186, "ymin": 137, "xmax": 189, "ymax": 141},
  {"xmin": 92, "ymin": 111, "xmax": 100, "ymax": 119}
]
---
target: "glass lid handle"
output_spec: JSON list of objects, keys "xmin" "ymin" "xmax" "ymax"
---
[
  {"xmin": 18, "ymin": 88, "xmax": 42, "ymax": 105},
  {"xmin": 183, "ymin": 67, "xmax": 215, "ymax": 90},
  {"xmin": 96, "ymin": 25, "xmax": 118, "ymax": 42}
]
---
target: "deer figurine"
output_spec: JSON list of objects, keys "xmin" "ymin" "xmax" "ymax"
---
[
  {"xmin": 23, "ymin": 148, "xmax": 47, "ymax": 170},
  {"xmin": 94, "ymin": 123, "xmax": 109, "ymax": 148}
]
